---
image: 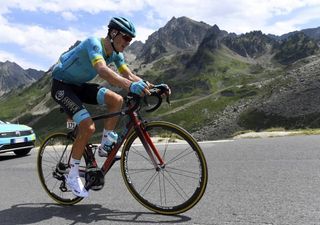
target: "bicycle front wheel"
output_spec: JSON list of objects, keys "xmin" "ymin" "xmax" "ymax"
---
[
  {"xmin": 121, "ymin": 121, "xmax": 208, "ymax": 215},
  {"xmin": 37, "ymin": 133, "xmax": 83, "ymax": 205}
]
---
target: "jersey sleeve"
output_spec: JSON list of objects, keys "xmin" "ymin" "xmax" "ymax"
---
[
  {"xmin": 84, "ymin": 37, "xmax": 105, "ymax": 66},
  {"xmin": 114, "ymin": 53, "xmax": 127, "ymax": 73}
]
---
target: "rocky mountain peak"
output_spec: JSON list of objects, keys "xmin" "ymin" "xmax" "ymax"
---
[
  {"xmin": 274, "ymin": 31, "xmax": 319, "ymax": 65},
  {"xmin": 198, "ymin": 24, "xmax": 226, "ymax": 50},
  {"xmin": 223, "ymin": 30, "xmax": 275, "ymax": 58},
  {"xmin": 126, "ymin": 40, "xmax": 144, "ymax": 56},
  {"xmin": 137, "ymin": 16, "xmax": 211, "ymax": 63},
  {"xmin": 0, "ymin": 60, "xmax": 44, "ymax": 96}
]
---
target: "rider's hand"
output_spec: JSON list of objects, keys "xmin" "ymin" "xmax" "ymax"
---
[{"xmin": 130, "ymin": 80, "xmax": 150, "ymax": 96}]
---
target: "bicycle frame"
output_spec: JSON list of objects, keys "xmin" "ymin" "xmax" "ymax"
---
[
  {"xmin": 77, "ymin": 98, "xmax": 166, "ymax": 180},
  {"xmin": 38, "ymin": 87, "xmax": 208, "ymax": 214}
]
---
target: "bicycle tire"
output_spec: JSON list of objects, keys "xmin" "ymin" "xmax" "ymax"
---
[
  {"xmin": 121, "ymin": 121, "xmax": 208, "ymax": 215},
  {"xmin": 37, "ymin": 133, "xmax": 83, "ymax": 205}
]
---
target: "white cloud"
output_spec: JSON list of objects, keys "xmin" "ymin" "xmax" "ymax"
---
[
  {"xmin": 0, "ymin": 50, "xmax": 43, "ymax": 69},
  {"xmin": 0, "ymin": 12, "xmax": 86, "ymax": 69},
  {"xmin": 135, "ymin": 26, "xmax": 155, "ymax": 43},
  {"xmin": 1, "ymin": 0, "xmax": 320, "ymax": 70},
  {"xmin": 143, "ymin": 0, "xmax": 320, "ymax": 35},
  {"xmin": 61, "ymin": 11, "xmax": 78, "ymax": 21},
  {"xmin": 1, "ymin": 0, "xmax": 146, "ymax": 14}
]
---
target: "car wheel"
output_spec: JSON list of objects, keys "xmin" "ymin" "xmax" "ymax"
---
[{"xmin": 14, "ymin": 148, "xmax": 32, "ymax": 156}]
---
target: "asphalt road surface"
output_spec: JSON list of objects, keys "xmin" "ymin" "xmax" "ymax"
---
[{"xmin": 2, "ymin": 135, "xmax": 320, "ymax": 225}]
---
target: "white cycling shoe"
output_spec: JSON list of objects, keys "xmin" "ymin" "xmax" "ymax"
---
[{"xmin": 66, "ymin": 175, "xmax": 89, "ymax": 198}]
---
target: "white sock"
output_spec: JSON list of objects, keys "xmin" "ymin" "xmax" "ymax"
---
[
  {"xmin": 69, "ymin": 157, "xmax": 80, "ymax": 178},
  {"xmin": 101, "ymin": 129, "xmax": 112, "ymax": 146}
]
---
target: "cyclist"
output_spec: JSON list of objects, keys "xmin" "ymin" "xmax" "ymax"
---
[{"xmin": 50, "ymin": 17, "xmax": 151, "ymax": 197}]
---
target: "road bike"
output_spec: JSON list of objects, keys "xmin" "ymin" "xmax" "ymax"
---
[{"xmin": 37, "ymin": 85, "xmax": 208, "ymax": 215}]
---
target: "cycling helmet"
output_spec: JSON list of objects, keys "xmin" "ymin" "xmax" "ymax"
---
[{"xmin": 108, "ymin": 17, "xmax": 136, "ymax": 38}]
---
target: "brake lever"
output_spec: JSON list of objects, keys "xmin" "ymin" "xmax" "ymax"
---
[
  {"xmin": 166, "ymin": 95, "xmax": 171, "ymax": 105},
  {"xmin": 153, "ymin": 84, "xmax": 171, "ymax": 105}
]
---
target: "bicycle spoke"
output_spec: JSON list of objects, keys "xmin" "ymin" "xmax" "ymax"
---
[
  {"xmin": 139, "ymin": 171, "xmax": 159, "ymax": 196},
  {"xmin": 128, "ymin": 168, "xmax": 156, "ymax": 175},
  {"xmin": 163, "ymin": 170, "xmax": 188, "ymax": 200},
  {"xmin": 165, "ymin": 166, "xmax": 200, "ymax": 180},
  {"xmin": 38, "ymin": 133, "xmax": 82, "ymax": 205},
  {"xmin": 44, "ymin": 148, "xmax": 60, "ymax": 164},
  {"xmin": 130, "ymin": 146, "xmax": 154, "ymax": 166},
  {"xmin": 160, "ymin": 170, "xmax": 167, "ymax": 206},
  {"xmin": 122, "ymin": 122, "xmax": 207, "ymax": 214},
  {"xmin": 162, "ymin": 141, "xmax": 169, "ymax": 161},
  {"xmin": 165, "ymin": 147, "xmax": 194, "ymax": 165}
]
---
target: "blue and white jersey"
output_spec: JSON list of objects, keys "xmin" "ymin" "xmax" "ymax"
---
[{"xmin": 52, "ymin": 37, "xmax": 126, "ymax": 85}]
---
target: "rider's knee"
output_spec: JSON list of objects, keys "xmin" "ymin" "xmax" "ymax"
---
[
  {"xmin": 87, "ymin": 123, "xmax": 96, "ymax": 135},
  {"xmin": 79, "ymin": 119, "xmax": 96, "ymax": 135},
  {"xmin": 115, "ymin": 94, "xmax": 123, "ymax": 106},
  {"xmin": 106, "ymin": 92, "xmax": 123, "ymax": 107}
]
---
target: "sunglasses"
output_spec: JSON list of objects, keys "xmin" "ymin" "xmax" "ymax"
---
[{"xmin": 119, "ymin": 31, "xmax": 133, "ymax": 42}]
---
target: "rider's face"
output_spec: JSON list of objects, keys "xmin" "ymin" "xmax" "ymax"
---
[{"xmin": 113, "ymin": 31, "xmax": 132, "ymax": 52}]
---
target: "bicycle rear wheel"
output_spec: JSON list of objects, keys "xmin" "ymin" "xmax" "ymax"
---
[
  {"xmin": 121, "ymin": 121, "xmax": 208, "ymax": 215},
  {"xmin": 37, "ymin": 133, "xmax": 83, "ymax": 205}
]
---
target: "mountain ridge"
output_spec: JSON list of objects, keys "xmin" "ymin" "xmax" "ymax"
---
[
  {"xmin": 1, "ymin": 16, "xmax": 320, "ymax": 141},
  {"xmin": 0, "ymin": 61, "xmax": 44, "ymax": 96}
]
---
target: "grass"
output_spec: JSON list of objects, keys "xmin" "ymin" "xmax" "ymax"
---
[
  {"xmin": 232, "ymin": 127, "xmax": 320, "ymax": 139},
  {"xmin": 0, "ymin": 74, "xmax": 51, "ymax": 121}
]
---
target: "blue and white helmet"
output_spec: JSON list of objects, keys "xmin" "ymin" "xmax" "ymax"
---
[{"xmin": 108, "ymin": 17, "xmax": 136, "ymax": 38}]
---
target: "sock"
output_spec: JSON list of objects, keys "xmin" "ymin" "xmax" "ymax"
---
[
  {"xmin": 69, "ymin": 157, "xmax": 81, "ymax": 178},
  {"xmin": 101, "ymin": 129, "xmax": 112, "ymax": 146}
]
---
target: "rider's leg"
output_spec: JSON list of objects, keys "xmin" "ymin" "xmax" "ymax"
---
[
  {"xmin": 67, "ymin": 118, "xmax": 95, "ymax": 197},
  {"xmin": 103, "ymin": 90, "xmax": 123, "ymax": 130},
  {"xmin": 99, "ymin": 90, "xmax": 123, "ymax": 157},
  {"xmin": 72, "ymin": 118, "xmax": 95, "ymax": 159}
]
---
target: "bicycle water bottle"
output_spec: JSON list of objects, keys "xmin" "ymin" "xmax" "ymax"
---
[{"xmin": 98, "ymin": 132, "xmax": 118, "ymax": 157}]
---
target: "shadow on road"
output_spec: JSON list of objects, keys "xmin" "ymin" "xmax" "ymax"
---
[{"xmin": 0, "ymin": 203, "xmax": 191, "ymax": 225}]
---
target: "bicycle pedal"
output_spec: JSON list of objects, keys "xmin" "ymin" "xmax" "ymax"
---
[{"xmin": 85, "ymin": 167, "xmax": 104, "ymax": 191}]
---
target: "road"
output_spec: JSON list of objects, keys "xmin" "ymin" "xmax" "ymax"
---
[{"xmin": 1, "ymin": 135, "xmax": 320, "ymax": 224}]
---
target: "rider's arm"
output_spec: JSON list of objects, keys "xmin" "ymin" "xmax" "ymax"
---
[
  {"xmin": 94, "ymin": 61, "xmax": 132, "ymax": 91},
  {"xmin": 119, "ymin": 64, "xmax": 154, "ymax": 91},
  {"xmin": 118, "ymin": 64, "xmax": 141, "ymax": 82}
]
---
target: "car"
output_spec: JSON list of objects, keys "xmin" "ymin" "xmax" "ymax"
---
[{"xmin": 0, "ymin": 120, "xmax": 36, "ymax": 156}]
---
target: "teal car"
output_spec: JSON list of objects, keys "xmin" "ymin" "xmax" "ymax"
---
[{"xmin": 0, "ymin": 120, "xmax": 36, "ymax": 156}]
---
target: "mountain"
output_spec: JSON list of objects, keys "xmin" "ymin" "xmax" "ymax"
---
[
  {"xmin": 274, "ymin": 32, "xmax": 319, "ymax": 65},
  {"xmin": 300, "ymin": 27, "xmax": 320, "ymax": 41},
  {"xmin": 126, "ymin": 40, "xmax": 144, "ymax": 56},
  {"xmin": 279, "ymin": 27, "xmax": 320, "ymax": 42},
  {"xmin": 0, "ymin": 61, "xmax": 44, "ymax": 96},
  {"xmin": 1, "ymin": 16, "xmax": 320, "ymax": 141},
  {"xmin": 223, "ymin": 31, "xmax": 276, "ymax": 58},
  {"xmin": 137, "ymin": 16, "xmax": 211, "ymax": 63}
]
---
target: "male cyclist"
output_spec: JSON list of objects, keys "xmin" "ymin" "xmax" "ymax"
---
[{"xmin": 51, "ymin": 17, "xmax": 151, "ymax": 197}]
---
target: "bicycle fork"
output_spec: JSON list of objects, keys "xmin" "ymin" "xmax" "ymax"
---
[{"xmin": 135, "ymin": 121, "xmax": 165, "ymax": 170}]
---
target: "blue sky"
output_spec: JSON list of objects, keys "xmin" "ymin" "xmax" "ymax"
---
[{"xmin": 0, "ymin": 0, "xmax": 320, "ymax": 70}]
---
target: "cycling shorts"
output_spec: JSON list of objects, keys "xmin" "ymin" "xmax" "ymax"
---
[{"xmin": 51, "ymin": 79, "xmax": 109, "ymax": 124}]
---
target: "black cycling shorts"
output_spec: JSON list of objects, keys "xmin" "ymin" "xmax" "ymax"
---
[{"xmin": 51, "ymin": 79, "xmax": 109, "ymax": 124}]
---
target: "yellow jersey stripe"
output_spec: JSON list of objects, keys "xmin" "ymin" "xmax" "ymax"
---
[
  {"xmin": 118, "ymin": 64, "xmax": 128, "ymax": 74},
  {"xmin": 100, "ymin": 38, "xmax": 108, "ymax": 57},
  {"xmin": 91, "ymin": 56, "xmax": 104, "ymax": 66}
]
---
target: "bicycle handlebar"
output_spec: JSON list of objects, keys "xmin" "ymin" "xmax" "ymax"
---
[
  {"xmin": 126, "ymin": 84, "xmax": 171, "ymax": 113},
  {"xmin": 60, "ymin": 84, "xmax": 170, "ymax": 117}
]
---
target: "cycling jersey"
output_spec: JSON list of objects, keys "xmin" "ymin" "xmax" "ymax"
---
[{"xmin": 52, "ymin": 37, "xmax": 126, "ymax": 85}]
